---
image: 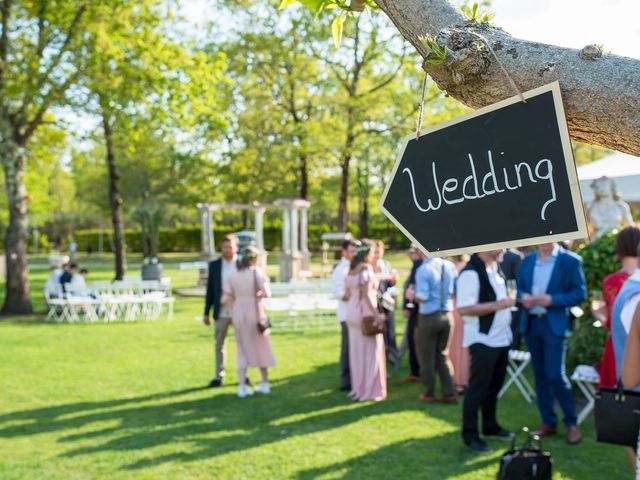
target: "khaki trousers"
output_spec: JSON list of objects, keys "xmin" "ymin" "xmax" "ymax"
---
[{"xmin": 215, "ymin": 316, "xmax": 232, "ymax": 380}]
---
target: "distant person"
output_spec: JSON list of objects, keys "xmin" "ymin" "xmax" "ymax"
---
[
  {"xmin": 45, "ymin": 264, "xmax": 65, "ymax": 298},
  {"xmin": 449, "ymin": 254, "xmax": 471, "ymax": 394},
  {"xmin": 612, "ymin": 242, "xmax": 640, "ymax": 395},
  {"xmin": 499, "ymin": 248, "xmax": 524, "ymax": 349},
  {"xmin": 518, "ymin": 242, "xmax": 587, "ymax": 445},
  {"xmin": 69, "ymin": 241, "xmax": 77, "ymax": 261},
  {"xmin": 223, "ymin": 246, "xmax": 275, "ymax": 398},
  {"xmin": 458, "ymin": 251, "xmax": 515, "ymax": 454},
  {"xmin": 414, "ymin": 253, "xmax": 458, "ymax": 404},
  {"xmin": 331, "ymin": 238, "xmax": 360, "ymax": 392},
  {"xmin": 59, "ymin": 263, "xmax": 77, "ymax": 294},
  {"xmin": 401, "ymin": 245, "xmax": 424, "ymax": 381},
  {"xmin": 86, "ymin": 244, "xmax": 94, "ymax": 256},
  {"xmin": 203, "ymin": 234, "xmax": 239, "ymax": 388},
  {"xmin": 372, "ymin": 240, "xmax": 399, "ymax": 368},
  {"xmin": 344, "ymin": 241, "xmax": 387, "ymax": 402},
  {"xmin": 70, "ymin": 269, "xmax": 95, "ymax": 298},
  {"xmin": 591, "ymin": 226, "xmax": 640, "ymax": 388}
]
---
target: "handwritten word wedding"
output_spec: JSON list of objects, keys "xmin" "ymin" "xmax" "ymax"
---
[{"xmin": 402, "ymin": 150, "xmax": 557, "ymax": 220}]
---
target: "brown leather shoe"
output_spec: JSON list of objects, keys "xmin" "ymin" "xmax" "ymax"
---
[
  {"xmin": 532, "ymin": 424, "xmax": 557, "ymax": 437},
  {"xmin": 566, "ymin": 426, "xmax": 582, "ymax": 444},
  {"xmin": 419, "ymin": 393, "xmax": 436, "ymax": 404},
  {"xmin": 404, "ymin": 375, "xmax": 421, "ymax": 383},
  {"xmin": 437, "ymin": 395, "xmax": 459, "ymax": 405}
]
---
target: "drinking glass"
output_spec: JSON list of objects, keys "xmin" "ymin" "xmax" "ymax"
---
[
  {"xmin": 591, "ymin": 290, "xmax": 604, "ymax": 312},
  {"xmin": 405, "ymin": 283, "xmax": 415, "ymax": 309},
  {"xmin": 506, "ymin": 279, "xmax": 518, "ymax": 311}
]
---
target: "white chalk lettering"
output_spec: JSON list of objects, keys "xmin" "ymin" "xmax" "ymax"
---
[{"xmin": 402, "ymin": 150, "xmax": 557, "ymax": 220}]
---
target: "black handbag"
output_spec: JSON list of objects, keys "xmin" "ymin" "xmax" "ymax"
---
[
  {"xmin": 595, "ymin": 381, "xmax": 640, "ymax": 448},
  {"xmin": 497, "ymin": 428, "xmax": 553, "ymax": 480}
]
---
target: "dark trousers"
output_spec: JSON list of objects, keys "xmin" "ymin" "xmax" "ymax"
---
[
  {"xmin": 510, "ymin": 309, "xmax": 523, "ymax": 350},
  {"xmin": 525, "ymin": 316, "xmax": 577, "ymax": 427},
  {"xmin": 417, "ymin": 312, "xmax": 455, "ymax": 397},
  {"xmin": 462, "ymin": 344, "xmax": 509, "ymax": 443},
  {"xmin": 340, "ymin": 322, "xmax": 351, "ymax": 389},
  {"xmin": 383, "ymin": 309, "xmax": 398, "ymax": 364},
  {"xmin": 407, "ymin": 311, "xmax": 420, "ymax": 376}
]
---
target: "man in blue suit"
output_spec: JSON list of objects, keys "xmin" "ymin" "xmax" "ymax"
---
[{"xmin": 518, "ymin": 242, "xmax": 586, "ymax": 445}]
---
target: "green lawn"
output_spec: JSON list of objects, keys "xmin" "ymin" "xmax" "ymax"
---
[{"xmin": 0, "ymin": 255, "xmax": 634, "ymax": 479}]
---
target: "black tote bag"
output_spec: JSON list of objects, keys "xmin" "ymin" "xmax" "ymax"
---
[
  {"xmin": 594, "ymin": 381, "xmax": 640, "ymax": 448},
  {"xmin": 497, "ymin": 428, "xmax": 553, "ymax": 480}
]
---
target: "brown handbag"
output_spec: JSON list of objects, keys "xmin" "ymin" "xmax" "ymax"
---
[
  {"xmin": 359, "ymin": 269, "xmax": 387, "ymax": 336},
  {"xmin": 253, "ymin": 269, "xmax": 271, "ymax": 335}
]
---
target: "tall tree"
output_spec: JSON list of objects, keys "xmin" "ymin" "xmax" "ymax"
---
[{"xmin": 0, "ymin": 1, "xmax": 89, "ymax": 314}]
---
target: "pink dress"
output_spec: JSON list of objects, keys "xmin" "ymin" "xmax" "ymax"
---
[
  {"xmin": 345, "ymin": 265, "xmax": 387, "ymax": 401},
  {"xmin": 450, "ymin": 260, "xmax": 470, "ymax": 388},
  {"xmin": 223, "ymin": 267, "xmax": 276, "ymax": 369}
]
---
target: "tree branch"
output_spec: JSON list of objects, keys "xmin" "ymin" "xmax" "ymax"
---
[
  {"xmin": 20, "ymin": 68, "xmax": 80, "ymax": 143},
  {"xmin": 374, "ymin": 0, "xmax": 640, "ymax": 155},
  {"xmin": 25, "ymin": 3, "xmax": 87, "ymax": 108},
  {"xmin": 358, "ymin": 47, "xmax": 406, "ymax": 98}
]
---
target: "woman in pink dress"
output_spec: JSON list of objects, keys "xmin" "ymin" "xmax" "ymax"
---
[
  {"xmin": 449, "ymin": 255, "xmax": 471, "ymax": 393},
  {"xmin": 344, "ymin": 242, "xmax": 387, "ymax": 402},
  {"xmin": 223, "ymin": 247, "xmax": 276, "ymax": 398}
]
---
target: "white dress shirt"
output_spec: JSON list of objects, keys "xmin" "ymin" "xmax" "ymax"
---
[
  {"xmin": 331, "ymin": 258, "xmax": 350, "ymax": 323},
  {"xmin": 219, "ymin": 256, "xmax": 238, "ymax": 318},
  {"xmin": 69, "ymin": 274, "xmax": 89, "ymax": 296},
  {"xmin": 456, "ymin": 265, "xmax": 513, "ymax": 348}
]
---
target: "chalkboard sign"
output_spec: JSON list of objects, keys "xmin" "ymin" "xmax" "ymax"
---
[{"xmin": 380, "ymin": 82, "xmax": 588, "ymax": 257}]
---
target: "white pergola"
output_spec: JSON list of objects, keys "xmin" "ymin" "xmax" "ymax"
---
[{"xmin": 196, "ymin": 199, "xmax": 311, "ymax": 281}]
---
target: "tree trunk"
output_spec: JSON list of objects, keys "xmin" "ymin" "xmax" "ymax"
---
[
  {"xmin": 0, "ymin": 133, "xmax": 33, "ymax": 315},
  {"xmin": 374, "ymin": 0, "xmax": 640, "ymax": 155},
  {"xmin": 101, "ymin": 106, "xmax": 127, "ymax": 281},
  {"xmin": 357, "ymin": 159, "xmax": 370, "ymax": 239},
  {"xmin": 338, "ymin": 107, "xmax": 356, "ymax": 231},
  {"xmin": 299, "ymin": 153, "xmax": 308, "ymax": 200}
]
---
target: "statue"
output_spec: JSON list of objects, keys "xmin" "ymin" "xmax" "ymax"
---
[{"xmin": 587, "ymin": 176, "xmax": 634, "ymax": 238}]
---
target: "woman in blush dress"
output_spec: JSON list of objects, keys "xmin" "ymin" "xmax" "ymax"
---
[
  {"xmin": 223, "ymin": 247, "xmax": 276, "ymax": 398},
  {"xmin": 344, "ymin": 241, "xmax": 387, "ymax": 402},
  {"xmin": 449, "ymin": 254, "xmax": 471, "ymax": 393},
  {"xmin": 592, "ymin": 226, "xmax": 640, "ymax": 389}
]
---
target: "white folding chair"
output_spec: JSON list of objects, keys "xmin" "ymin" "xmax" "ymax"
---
[
  {"xmin": 571, "ymin": 365, "xmax": 600, "ymax": 425},
  {"xmin": 498, "ymin": 350, "xmax": 536, "ymax": 403}
]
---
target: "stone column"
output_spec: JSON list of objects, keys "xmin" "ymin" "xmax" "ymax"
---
[
  {"xmin": 300, "ymin": 206, "xmax": 310, "ymax": 269},
  {"xmin": 206, "ymin": 208, "xmax": 215, "ymax": 257},
  {"xmin": 254, "ymin": 206, "xmax": 267, "ymax": 271},
  {"xmin": 199, "ymin": 205, "xmax": 208, "ymax": 255},
  {"xmin": 254, "ymin": 206, "xmax": 266, "ymax": 251},
  {"xmin": 281, "ymin": 207, "xmax": 291, "ymax": 254},
  {"xmin": 290, "ymin": 207, "xmax": 299, "ymax": 255}
]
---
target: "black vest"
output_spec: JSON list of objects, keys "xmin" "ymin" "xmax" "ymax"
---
[{"xmin": 461, "ymin": 254, "xmax": 503, "ymax": 334}]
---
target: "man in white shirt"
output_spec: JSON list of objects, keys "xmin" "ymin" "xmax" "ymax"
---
[
  {"xmin": 203, "ymin": 235, "xmax": 239, "ymax": 388},
  {"xmin": 457, "ymin": 250, "xmax": 515, "ymax": 454},
  {"xmin": 69, "ymin": 268, "xmax": 91, "ymax": 297},
  {"xmin": 331, "ymin": 239, "xmax": 359, "ymax": 391}
]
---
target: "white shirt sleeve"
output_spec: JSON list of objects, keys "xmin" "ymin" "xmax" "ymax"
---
[
  {"xmin": 456, "ymin": 270, "xmax": 480, "ymax": 309},
  {"xmin": 331, "ymin": 262, "xmax": 347, "ymax": 301}
]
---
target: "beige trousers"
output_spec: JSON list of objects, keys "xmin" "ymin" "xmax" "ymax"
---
[{"xmin": 215, "ymin": 316, "xmax": 233, "ymax": 379}]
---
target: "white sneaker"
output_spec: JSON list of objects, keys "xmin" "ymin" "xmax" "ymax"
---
[
  {"xmin": 238, "ymin": 385, "xmax": 254, "ymax": 398},
  {"xmin": 255, "ymin": 381, "xmax": 270, "ymax": 394}
]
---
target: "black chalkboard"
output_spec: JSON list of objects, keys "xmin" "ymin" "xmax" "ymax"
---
[{"xmin": 380, "ymin": 82, "xmax": 587, "ymax": 257}]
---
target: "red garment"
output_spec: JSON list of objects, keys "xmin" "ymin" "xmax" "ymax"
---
[{"xmin": 599, "ymin": 270, "xmax": 631, "ymax": 388}]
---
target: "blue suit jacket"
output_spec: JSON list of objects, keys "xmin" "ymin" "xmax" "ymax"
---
[
  {"xmin": 204, "ymin": 258, "xmax": 222, "ymax": 319},
  {"xmin": 517, "ymin": 248, "xmax": 587, "ymax": 337}
]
